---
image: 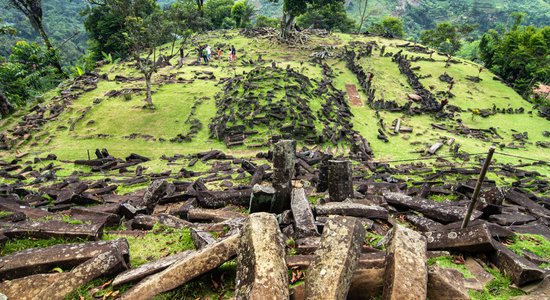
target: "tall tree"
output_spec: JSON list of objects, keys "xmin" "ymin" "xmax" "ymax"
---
[
  {"xmin": 7, "ymin": 0, "xmax": 64, "ymax": 75},
  {"xmin": 368, "ymin": 16, "xmax": 405, "ymax": 38},
  {"xmin": 84, "ymin": 0, "xmax": 159, "ymax": 59},
  {"xmin": 297, "ymin": 0, "xmax": 355, "ymax": 33},
  {"xmin": 420, "ymin": 22, "xmax": 462, "ymax": 55}
]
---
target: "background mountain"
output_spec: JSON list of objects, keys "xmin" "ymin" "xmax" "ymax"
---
[{"xmin": 1, "ymin": 0, "xmax": 549, "ymax": 64}]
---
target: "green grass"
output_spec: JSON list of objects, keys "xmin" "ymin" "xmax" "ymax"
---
[
  {"xmin": 506, "ymin": 233, "xmax": 550, "ymax": 261},
  {"xmin": 0, "ymin": 210, "xmax": 14, "ymax": 218},
  {"xmin": 365, "ymin": 231, "xmax": 385, "ymax": 249},
  {"xmin": 469, "ymin": 267, "xmax": 525, "ymax": 300},
  {"xmin": 1, "ymin": 237, "xmax": 88, "ymax": 256},
  {"xmin": 102, "ymin": 223, "xmax": 195, "ymax": 267},
  {"xmin": 427, "ymin": 255, "xmax": 474, "ymax": 278}
]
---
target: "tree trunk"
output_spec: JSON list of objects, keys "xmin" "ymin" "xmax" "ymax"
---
[
  {"xmin": 280, "ymin": 12, "xmax": 295, "ymax": 39},
  {"xmin": 357, "ymin": 0, "xmax": 369, "ymax": 33},
  {"xmin": 0, "ymin": 92, "xmax": 14, "ymax": 117},
  {"xmin": 144, "ymin": 73, "xmax": 153, "ymax": 109},
  {"xmin": 36, "ymin": 23, "xmax": 65, "ymax": 76}
]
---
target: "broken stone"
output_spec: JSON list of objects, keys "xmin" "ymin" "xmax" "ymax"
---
[
  {"xmin": 384, "ymin": 192, "xmax": 482, "ymax": 223},
  {"xmin": 490, "ymin": 242, "xmax": 545, "ymax": 286},
  {"xmin": 315, "ymin": 202, "xmax": 388, "ymax": 219},
  {"xmin": 464, "ymin": 257, "xmax": 494, "ymax": 287},
  {"xmin": 190, "ymin": 228, "xmax": 217, "ymax": 249},
  {"xmin": 291, "ymin": 188, "xmax": 319, "ymax": 238},
  {"xmin": 1, "ymin": 220, "xmax": 104, "ymax": 240},
  {"xmin": 120, "ymin": 234, "xmax": 239, "ymax": 299},
  {"xmin": 0, "ymin": 248, "xmax": 127, "ymax": 300},
  {"xmin": 305, "ymin": 215, "xmax": 365, "ymax": 300},
  {"xmin": 327, "ymin": 160, "xmax": 353, "ymax": 202},
  {"xmin": 488, "ymin": 213, "xmax": 536, "ymax": 226},
  {"xmin": 425, "ymin": 224, "xmax": 494, "ymax": 252},
  {"xmin": 249, "ymin": 184, "xmax": 275, "ymax": 213},
  {"xmin": 235, "ymin": 213, "xmax": 288, "ymax": 299},
  {"xmin": 187, "ymin": 208, "xmax": 245, "ymax": 223},
  {"xmin": 271, "ymin": 140, "xmax": 296, "ymax": 214},
  {"xmin": 196, "ymin": 189, "xmax": 252, "ymax": 208},
  {"xmin": 112, "ymin": 251, "xmax": 193, "ymax": 287},
  {"xmin": 427, "ymin": 266, "xmax": 469, "ymax": 300},
  {"xmin": 0, "ymin": 238, "xmax": 129, "ymax": 281},
  {"xmin": 382, "ymin": 224, "xmax": 428, "ymax": 300}
]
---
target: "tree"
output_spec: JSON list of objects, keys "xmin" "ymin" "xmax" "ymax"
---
[
  {"xmin": 231, "ymin": 0, "xmax": 255, "ymax": 28},
  {"xmin": 0, "ymin": 19, "xmax": 17, "ymax": 36},
  {"xmin": 124, "ymin": 12, "xmax": 165, "ymax": 108},
  {"xmin": 255, "ymin": 15, "xmax": 279, "ymax": 28},
  {"xmin": 479, "ymin": 24, "xmax": 550, "ymax": 95},
  {"xmin": 83, "ymin": 0, "xmax": 159, "ymax": 59},
  {"xmin": 168, "ymin": 0, "xmax": 210, "ymax": 32},
  {"xmin": 7, "ymin": 0, "xmax": 64, "ymax": 75},
  {"xmin": 296, "ymin": 1, "xmax": 355, "ymax": 33},
  {"xmin": 356, "ymin": 0, "xmax": 368, "ymax": 33},
  {"xmin": 368, "ymin": 16, "xmax": 405, "ymax": 38},
  {"xmin": 420, "ymin": 22, "xmax": 462, "ymax": 55},
  {"xmin": 0, "ymin": 41, "xmax": 63, "ymax": 107},
  {"xmin": 204, "ymin": 0, "xmax": 233, "ymax": 29}
]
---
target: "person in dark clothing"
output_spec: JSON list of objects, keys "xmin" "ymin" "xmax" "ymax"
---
[{"xmin": 231, "ymin": 46, "xmax": 236, "ymax": 62}]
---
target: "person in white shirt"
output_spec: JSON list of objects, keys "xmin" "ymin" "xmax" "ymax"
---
[{"xmin": 206, "ymin": 45, "xmax": 212, "ymax": 61}]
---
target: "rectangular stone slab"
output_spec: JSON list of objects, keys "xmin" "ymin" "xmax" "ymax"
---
[
  {"xmin": 382, "ymin": 224, "xmax": 428, "ymax": 300},
  {"xmin": 0, "ymin": 220, "xmax": 103, "ymax": 240},
  {"xmin": 315, "ymin": 202, "xmax": 388, "ymax": 220},
  {"xmin": 291, "ymin": 188, "xmax": 319, "ymax": 238},
  {"xmin": 305, "ymin": 215, "xmax": 365, "ymax": 300},
  {"xmin": 187, "ymin": 208, "xmax": 244, "ymax": 222},
  {"xmin": 425, "ymin": 224, "xmax": 494, "ymax": 252},
  {"xmin": 0, "ymin": 238, "xmax": 129, "ymax": 281},
  {"xmin": 235, "ymin": 213, "xmax": 289, "ymax": 299},
  {"xmin": 384, "ymin": 192, "xmax": 482, "ymax": 223},
  {"xmin": 120, "ymin": 234, "xmax": 239, "ymax": 299},
  {"xmin": 112, "ymin": 251, "xmax": 193, "ymax": 287},
  {"xmin": 0, "ymin": 249, "xmax": 127, "ymax": 300},
  {"xmin": 489, "ymin": 242, "xmax": 545, "ymax": 286},
  {"xmin": 196, "ymin": 189, "xmax": 252, "ymax": 208}
]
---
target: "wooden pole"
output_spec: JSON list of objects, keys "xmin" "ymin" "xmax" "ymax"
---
[{"xmin": 461, "ymin": 146, "xmax": 496, "ymax": 229}]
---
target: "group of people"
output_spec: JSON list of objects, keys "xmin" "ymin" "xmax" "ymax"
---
[{"xmin": 198, "ymin": 45, "xmax": 237, "ymax": 64}]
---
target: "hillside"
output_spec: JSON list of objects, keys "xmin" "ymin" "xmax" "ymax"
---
[
  {"xmin": 0, "ymin": 30, "xmax": 549, "ymax": 299},
  {"xmin": 2, "ymin": 0, "xmax": 549, "ymax": 63},
  {"xmin": 1, "ymin": 30, "xmax": 549, "ymax": 166}
]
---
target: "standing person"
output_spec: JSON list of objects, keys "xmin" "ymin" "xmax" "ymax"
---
[
  {"xmin": 228, "ymin": 48, "xmax": 233, "ymax": 62},
  {"xmin": 217, "ymin": 47, "xmax": 222, "ymax": 60},
  {"xmin": 231, "ymin": 45, "xmax": 236, "ymax": 62},
  {"xmin": 202, "ymin": 46, "xmax": 208, "ymax": 64},
  {"xmin": 206, "ymin": 44, "xmax": 212, "ymax": 61},
  {"xmin": 197, "ymin": 45, "xmax": 203, "ymax": 63}
]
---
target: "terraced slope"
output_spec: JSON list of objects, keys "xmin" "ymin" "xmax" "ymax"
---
[{"xmin": 0, "ymin": 30, "xmax": 548, "ymax": 174}]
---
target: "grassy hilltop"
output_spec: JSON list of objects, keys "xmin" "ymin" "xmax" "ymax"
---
[{"xmin": 1, "ymin": 30, "xmax": 548, "ymax": 174}]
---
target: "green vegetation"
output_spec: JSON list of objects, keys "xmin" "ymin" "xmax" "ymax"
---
[
  {"xmin": 469, "ymin": 267, "xmax": 525, "ymax": 300},
  {"xmin": 365, "ymin": 231, "xmax": 384, "ymax": 249},
  {"xmin": 102, "ymin": 223, "xmax": 195, "ymax": 266},
  {"xmin": 296, "ymin": 0, "xmax": 356, "ymax": 33},
  {"xmin": 0, "ymin": 210, "xmax": 14, "ymax": 218},
  {"xmin": 427, "ymin": 255, "xmax": 474, "ymax": 278},
  {"xmin": 420, "ymin": 22, "xmax": 463, "ymax": 55},
  {"xmin": 368, "ymin": 16, "xmax": 404, "ymax": 38},
  {"xmin": 506, "ymin": 233, "xmax": 550, "ymax": 261},
  {"xmin": 479, "ymin": 23, "xmax": 549, "ymax": 95},
  {"xmin": 0, "ymin": 237, "xmax": 87, "ymax": 256}
]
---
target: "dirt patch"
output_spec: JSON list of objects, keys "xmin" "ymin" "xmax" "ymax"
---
[{"xmin": 346, "ymin": 84, "xmax": 363, "ymax": 106}]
